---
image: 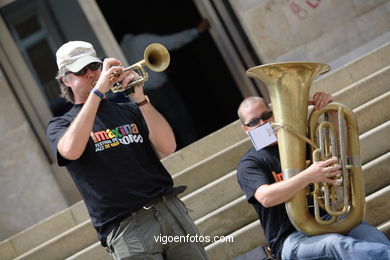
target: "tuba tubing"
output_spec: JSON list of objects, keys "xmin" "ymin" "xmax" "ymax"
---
[
  {"xmin": 307, "ymin": 102, "xmax": 365, "ymax": 234},
  {"xmin": 246, "ymin": 62, "xmax": 365, "ymax": 235}
]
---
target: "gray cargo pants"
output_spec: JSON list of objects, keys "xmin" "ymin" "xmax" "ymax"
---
[{"xmin": 106, "ymin": 197, "xmax": 208, "ymax": 260}]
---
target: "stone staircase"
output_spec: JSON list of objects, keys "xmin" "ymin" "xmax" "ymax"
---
[{"xmin": 1, "ymin": 42, "xmax": 389, "ymax": 260}]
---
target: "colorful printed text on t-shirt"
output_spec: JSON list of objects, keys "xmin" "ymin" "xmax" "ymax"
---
[
  {"xmin": 90, "ymin": 123, "xmax": 143, "ymax": 152},
  {"xmin": 272, "ymin": 171, "xmax": 283, "ymax": 182}
]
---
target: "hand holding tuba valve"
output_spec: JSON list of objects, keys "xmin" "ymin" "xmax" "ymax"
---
[{"xmin": 111, "ymin": 43, "xmax": 170, "ymax": 95}]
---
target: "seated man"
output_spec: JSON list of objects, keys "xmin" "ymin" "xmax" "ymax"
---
[{"xmin": 236, "ymin": 93, "xmax": 390, "ymax": 260}]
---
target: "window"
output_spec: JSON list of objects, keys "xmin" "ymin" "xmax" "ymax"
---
[{"xmin": 1, "ymin": 0, "xmax": 68, "ymax": 117}]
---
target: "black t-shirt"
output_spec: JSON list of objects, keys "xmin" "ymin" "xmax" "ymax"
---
[
  {"xmin": 237, "ymin": 144, "xmax": 295, "ymax": 258},
  {"xmin": 47, "ymin": 100, "xmax": 174, "ymax": 246}
]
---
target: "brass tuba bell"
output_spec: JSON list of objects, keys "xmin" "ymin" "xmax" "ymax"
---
[
  {"xmin": 111, "ymin": 43, "xmax": 170, "ymax": 94},
  {"xmin": 247, "ymin": 62, "xmax": 365, "ymax": 235}
]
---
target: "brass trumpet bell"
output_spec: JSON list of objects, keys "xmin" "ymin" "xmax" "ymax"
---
[
  {"xmin": 144, "ymin": 43, "xmax": 170, "ymax": 72},
  {"xmin": 111, "ymin": 43, "xmax": 170, "ymax": 94}
]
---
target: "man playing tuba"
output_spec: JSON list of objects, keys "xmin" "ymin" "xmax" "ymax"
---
[{"xmin": 236, "ymin": 92, "xmax": 390, "ymax": 259}]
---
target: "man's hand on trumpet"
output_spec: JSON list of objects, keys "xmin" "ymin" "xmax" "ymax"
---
[
  {"xmin": 94, "ymin": 57, "xmax": 142, "ymax": 98},
  {"xmin": 112, "ymin": 65, "xmax": 145, "ymax": 102},
  {"xmin": 93, "ymin": 58, "xmax": 122, "ymax": 96}
]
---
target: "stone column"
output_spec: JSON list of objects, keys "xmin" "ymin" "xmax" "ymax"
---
[{"xmin": 0, "ymin": 68, "xmax": 68, "ymax": 241}]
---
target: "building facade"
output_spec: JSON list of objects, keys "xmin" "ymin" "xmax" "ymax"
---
[{"xmin": 0, "ymin": 0, "xmax": 389, "ymax": 241}]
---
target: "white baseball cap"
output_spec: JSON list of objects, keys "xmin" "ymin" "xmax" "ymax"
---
[{"xmin": 56, "ymin": 41, "xmax": 102, "ymax": 72}]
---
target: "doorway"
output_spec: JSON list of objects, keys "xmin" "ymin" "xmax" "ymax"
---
[{"xmin": 96, "ymin": 0, "xmax": 243, "ymax": 144}]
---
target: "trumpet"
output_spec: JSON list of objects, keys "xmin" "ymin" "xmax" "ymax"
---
[{"xmin": 111, "ymin": 43, "xmax": 170, "ymax": 95}]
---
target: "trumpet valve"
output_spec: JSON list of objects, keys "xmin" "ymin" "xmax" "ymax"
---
[{"xmin": 335, "ymin": 177, "xmax": 343, "ymax": 186}]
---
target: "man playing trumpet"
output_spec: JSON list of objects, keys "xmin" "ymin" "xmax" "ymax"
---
[{"xmin": 47, "ymin": 41, "xmax": 208, "ymax": 260}]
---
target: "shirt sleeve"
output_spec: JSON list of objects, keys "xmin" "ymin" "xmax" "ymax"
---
[
  {"xmin": 123, "ymin": 29, "xmax": 199, "ymax": 54},
  {"xmin": 145, "ymin": 29, "xmax": 199, "ymax": 51},
  {"xmin": 46, "ymin": 117, "xmax": 72, "ymax": 166},
  {"xmin": 237, "ymin": 152, "xmax": 272, "ymax": 204}
]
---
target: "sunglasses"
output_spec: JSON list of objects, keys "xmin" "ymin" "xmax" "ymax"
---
[
  {"xmin": 66, "ymin": 62, "xmax": 102, "ymax": 76},
  {"xmin": 245, "ymin": 110, "xmax": 273, "ymax": 127}
]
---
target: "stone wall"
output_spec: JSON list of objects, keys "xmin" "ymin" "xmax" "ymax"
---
[
  {"xmin": 0, "ymin": 68, "xmax": 68, "ymax": 241},
  {"xmin": 230, "ymin": 0, "xmax": 390, "ymax": 65}
]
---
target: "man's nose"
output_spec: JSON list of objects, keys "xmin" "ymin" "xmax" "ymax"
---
[{"xmin": 257, "ymin": 119, "xmax": 266, "ymax": 126}]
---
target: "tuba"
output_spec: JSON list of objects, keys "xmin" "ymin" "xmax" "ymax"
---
[
  {"xmin": 111, "ymin": 43, "xmax": 170, "ymax": 95},
  {"xmin": 246, "ymin": 62, "xmax": 365, "ymax": 235}
]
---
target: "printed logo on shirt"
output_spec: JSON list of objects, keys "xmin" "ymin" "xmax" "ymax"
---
[
  {"xmin": 90, "ymin": 123, "xmax": 143, "ymax": 152},
  {"xmin": 272, "ymin": 171, "xmax": 283, "ymax": 182}
]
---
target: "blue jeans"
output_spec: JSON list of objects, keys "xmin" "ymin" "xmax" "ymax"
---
[{"xmin": 281, "ymin": 222, "xmax": 390, "ymax": 260}]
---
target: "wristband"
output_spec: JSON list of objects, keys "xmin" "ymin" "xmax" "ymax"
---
[
  {"xmin": 92, "ymin": 88, "xmax": 104, "ymax": 100},
  {"xmin": 136, "ymin": 95, "xmax": 150, "ymax": 106}
]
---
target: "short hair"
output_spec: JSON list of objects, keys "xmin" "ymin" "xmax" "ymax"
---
[
  {"xmin": 237, "ymin": 96, "xmax": 269, "ymax": 124},
  {"xmin": 55, "ymin": 67, "xmax": 75, "ymax": 104}
]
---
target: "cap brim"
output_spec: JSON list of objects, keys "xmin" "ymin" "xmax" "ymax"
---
[{"xmin": 66, "ymin": 56, "xmax": 102, "ymax": 72}]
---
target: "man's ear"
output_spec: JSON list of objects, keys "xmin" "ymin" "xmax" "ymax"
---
[
  {"xmin": 62, "ymin": 76, "xmax": 71, "ymax": 87},
  {"xmin": 241, "ymin": 124, "xmax": 249, "ymax": 135}
]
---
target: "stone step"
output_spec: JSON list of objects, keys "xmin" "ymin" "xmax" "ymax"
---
[
  {"xmin": 378, "ymin": 220, "xmax": 390, "ymax": 239},
  {"xmin": 4, "ymin": 102, "xmax": 386, "ymax": 260},
  {"xmin": 205, "ymin": 221, "xmax": 264, "ymax": 260},
  {"xmin": 174, "ymin": 95, "xmax": 387, "ymax": 199},
  {"xmin": 169, "ymin": 69, "xmax": 389, "ymax": 200},
  {"xmin": 67, "ymin": 198, "xmax": 259, "ymax": 260},
  {"xmin": 172, "ymin": 93, "xmax": 387, "ymax": 195},
  {"xmin": 354, "ymin": 91, "xmax": 390, "ymax": 134},
  {"xmin": 196, "ymin": 196, "xmax": 258, "ymax": 245},
  {"xmin": 66, "ymin": 242, "xmax": 110, "ymax": 260},
  {"xmin": 360, "ymin": 120, "xmax": 390, "ymax": 164},
  {"xmin": 2, "ymin": 105, "xmax": 387, "ymax": 260},
  {"xmin": 0, "ymin": 201, "xmax": 88, "ymax": 260},
  {"xmin": 16, "ymin": 120, "xmax": 387, "ymax": 259},
  {"xmin": 69, "ymin": 218, "xmax": 264, "ymax": 260},
  {"xmin": 333, "ymin": 65, "xmax": 390, "ymax": 109},
  {"xmin": 166, "ymin": 49, "xmax": 389, "ymax": 200},
  {"xmin": 363, "ymin": 152, "xmax": 390, "ymax": 195},
  {"xmin": 14, "ymin": 220, "xmax": 96, "ymax": 260},
  {"xmin": 310, "ymin": 41, "xmax": 390, "ymax": 96},
  {"xmin": 92, "ymin": 143, "xmax": 390, "ymax": 259},
  {"xmin": 54, "ymin": 136, "xmax": 385, "ymax": 258},
  {"xmin": 364, "ymin": 185, "xmax": 390, "ymax": 227},
  {"xmin": 198, "ymin": 123, "xmax": 390, "ymax": 256},
  {"xmin": 21, "ymin": 196, "xmax": 258, "ymax": 260},
  {"xmin": 173, "ymin": 138, "xmax": 251, "ymax": 197},
  {"xmin": 182, "ymin": 170, "xmax": 243, "ymax": 221},
  {"xmin": 2, "ymin": 42, "xmax": 389, "ymax": 260},
  {"xmin": 182, "ymin": 119, "xmax": 389, "ymax": 237},
  {"xmin": 206, "ymin": 185, "xmax": 390, "ymax": 260},
  {"xmin": 195, "ymin": 150, "xmax": 389, "ymax": 245},
  {"xmin": 163, "ymin": 42, "xmax": 390, "ymax": 177},
  {"xmin": 162, "ymin": 120, "xmax": 246, "ymax": 175},
  {"xmin": 211, "ymin": 217, "xmax": 390, "ymax": 260}
]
